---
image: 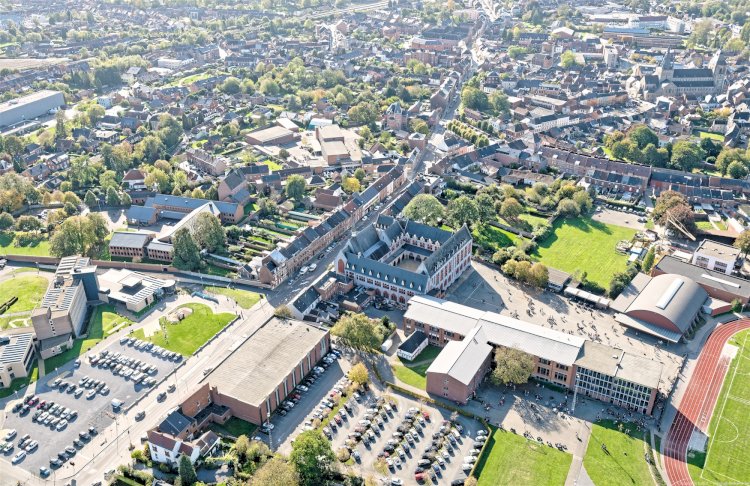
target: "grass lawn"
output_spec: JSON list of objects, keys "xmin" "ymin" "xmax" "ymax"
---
[
  {"xmin": 0, "ymin": 231, "xmax": 51, "ymax": 256},
  {"xmin": 690, "ymin": 330, "xmax": 750, "ymax": 485},
  {"xmin": 90, "ymin": 304, "xmax": 135, "ymax": 337},
  {"xmin": 262, "ymin": 159, "xmax": 283, "ymax": 171},
  {"xmin": 583, "ymin": 420, "xmax": 653, "ymax": 486},
  {"xmin": 0, "ymin": 274, "xmax": 48, "ymax": 313},
  {"xmin": 131, "ymin": 303, "xmax": 234, "ymax": 356},
  {"xmin": 209, "ymin": 417, "xmax": 257, "ymax": 439},
  {"xmin": 696, "ymin": 221, "xmax": 714, "ymax": 230},
  {"xmin": 533, "ymin": 217, "xmax": 636, "ymax": 288},
  {"xmin": 0, "ymin": 315, "xmax": 31, "ymax": 330},
  {"xmin": 699, "ymin": 131, "xmax": 725, "ymax": 142},
  {"xmin": 472, "ymin": 224, "xmax": 522, "ymax": 252},
  {"xmin": 392, "ymin": 345, "xmax": 442, "ymax": 390},
  {"xmin": 475, "ymin": 427, "xmax": 572, "ymax": 486},
  {"xmin": 0, "ymin": 362, "xmax": 38, "ymax": 399},
  {"xmin": 205, "ymin": 286, "xmax": 262, "ymax": 309},
  {"xmin": 519, "ymin": 213, "xmax": 548, "ymax": 228},
  {"xmin": 204, "ymin": 263, "xmax": 235, "ymax": 277}
]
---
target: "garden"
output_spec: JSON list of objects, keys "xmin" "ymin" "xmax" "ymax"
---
[
  {"xmin": 0, "ymin": 273, "xmax": 49, "ymax": 313},
  {"xmin": 0, "ymin": 231, "xmax": 51, "ymax": 256}
]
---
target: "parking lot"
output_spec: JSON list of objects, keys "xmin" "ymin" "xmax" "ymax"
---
[
  {"xmin": 1, "ymin": 337, "xmax": 180, "ymax": 475},
  {"xmin": 272, "ymin": 352, "xmax": 351, "ymax": 453},
  {"xmin": 330, "ymin": 390, "xmax": 484, "ymax": 485}
]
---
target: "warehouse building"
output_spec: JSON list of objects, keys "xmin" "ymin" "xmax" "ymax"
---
[
  {"xmin": 190, "ymin": 317, "xmax": 330, "ymax": 425},
  {"xmin": 0, "ymin": 90, "xmax": 65, "ymax": 128},
  {"xmin": 404, "ymin": 296, "xmax": 662, "ymax": 414}
]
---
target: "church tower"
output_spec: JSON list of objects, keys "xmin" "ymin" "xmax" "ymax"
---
[{"xmin": 709, "ymin": 50, "xmax": 727, "ymax": 88}]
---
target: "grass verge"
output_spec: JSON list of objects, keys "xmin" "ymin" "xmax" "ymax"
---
[
  {"xmin": 205, "ymin": 286, "xmax": 262, "ymax": 309},
  {"xmin": 391, "ymin": 346, "xmax": 442, "ymax": 390}
]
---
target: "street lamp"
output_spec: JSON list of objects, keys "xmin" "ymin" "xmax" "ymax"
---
[{"xmin": 572, "ymin": 373, "xmax": 581, "ymax": 413}]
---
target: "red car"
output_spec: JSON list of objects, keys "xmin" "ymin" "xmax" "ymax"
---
[
  {"xmin": 36, "ymin": 400, "xmax": 46, "ymax": 409},
  {"xmin": 422, "ymin": 411, "xmax": 431, "ymax": 421},
  {"xmin": 334, "ymin": 415, "xmax": 342, "ymax": 425},
  {"xmin": 414, "ymin": 473, "xmax": 426, "ymax": 482}
]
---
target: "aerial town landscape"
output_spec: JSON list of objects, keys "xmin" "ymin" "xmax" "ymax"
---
[{"xmin": 2, "ymin": 0, "xmax": 750, "ymax": 485}]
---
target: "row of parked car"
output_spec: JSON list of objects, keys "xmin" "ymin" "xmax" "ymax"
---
[
  {"xmin": 121, "ymin": 336, "xmax": 183, "ymax": 362},
  {"xmin": 52, "ymin": 375, "xmax": 110, "ymax": 399},
  {"xmin": 90, "ymin": 349, "xmax": 160, "ymax": 387},
  {"xmin": 1, "ymin": 430, "xmax": 39, "ymax": 462}
]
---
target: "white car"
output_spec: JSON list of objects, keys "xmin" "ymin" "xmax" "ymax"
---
[
  {"xmin": 309, "ymin": 263, "xmax": 317, "ymax": 271},
  {"xmin": 464, "ymin": 455, "xmax": 476, "ymax": 464},
  {"xmin": 12, "ymin": 450, "xmax": 26, "ymax": 463}
]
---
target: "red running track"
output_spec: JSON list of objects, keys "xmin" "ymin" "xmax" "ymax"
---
[{"xmin": 663, "ymin": 319, "xmax": 750, "ymax": 486}]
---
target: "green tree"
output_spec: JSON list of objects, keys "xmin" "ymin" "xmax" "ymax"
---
[
  {"xmin": 331, "ymin": 312, "xmax": 386, "ymax": 350},
  {"xmin": 348, "ymin": 362, "xmax": 370, "ymax": 386},
  {"xmin": 354, "ymin": 168, "xmax": 366, "ymax": 182},
  {"xmin": 0, "ymin": 212, "xmax": 14, "ymax": 230},
  {"xmin": 15, "ymin": 215, "xmax": 42, "ymax": 232},
  {"xmin": 490, "ymin": 347, "xmax": 534, "ymax": 385},
  {"xmin": 402, "ymin": 194, "xmax": 445, "ymax": 225},
  {"xmin": 528, "ymin": 262, "xmax": 549, "ymax": 288},
  {"xmin": 489, "ymin": 91, "xmax": 510, "ymax": 115},
  {"xmin": 735, "ymin": 230, "xmax": 750, "ymax": 255},
  {"xmin": 220, "ymin": 76, "xmax": 242, "ymax": 94},
  {"xmin": 447, "ymin": 195, "xmax": 479, "ymax": 228},
  {"xmin": 192, "ymin": 212, "xmax": 225, "ymax": 253},
  {"xmin": 274, "ymin": 305, "xmax": 293, "ymax": 319},
  {"xmin": 557, "ymin": 198, "xmax": 580, "ymax": 218},
  {"xmin": 409, "ymin": 118, "xmax": 429, "ymax": 134},
  {"xmin": 86, "ymin": 104, "xmax": 106, "ymax": 125},
  {"xmin": 499, "ymin": 197, "xmax": 523, "ymax": 224},
  {"xmin": 461, "ymin": 86, "xmax": 489, "ymax": 111},
  {"xmin": 105, "ymin": 186, "xmax": 120, "ymax": 206},
  {"xmin": 653, "ymin": 190, "xmax": 696, "ymax": 233},
  {"xmin": 178, "ymin": 454, "xmax": 198, "ymax": 486},
  {"xmin": 560, "ymin": 50, "xmax": 578, "ymax": 68},
  {"xmin": 628, "ymin": 125, "xmax": 658, "ymax": 149},
  {"xmin": 257, "ymin": 198, "xmax": 278, "ymax": 218},
  {"xmin": 573, "ymin": 190, "xmax": 593, "ymax": 214},
  {"xmin": 251, "ymin": 457, "xmax": 300, "ymax": 486},
  {"xmin": 342, "ymin": 177, "xmax": 360, "ymax": 193},
  {"xmin": 286, "ymin": 174, "xmax": 307, "ymax": 201},
  {"xmin": 172, "ymin": 228, "xmax": 201, "ymax": 271},
  {"xmin": 121, "ymin": 192, "xmax": 132, "ymax": 207},
  {"xmin": 642, "ymin": 247, "xmax": 655, "ymax": 273},
  {"xmin": 670, "ymin": 140, "xmax": 705, "ymax": 172},
  {"xmin": 289, "ymin": 430, "xmax": 336, "ymax": 486},
  {"xmin": 235, "ymin": 435, "xmax": 250, "ymax": 460},
  {"xmin": 715, "ymin": 148, "xmax": 745, "ymax": 175},
  {"xmin": 727, "ymin": 160, "xmax": 748, "ymax": 179},
  {"xmin": 49, "ymin": 213, "xmax": 109, "ymax": 258},
  {"xmin": 476, "ymin": 193, "xmax": 496, "ymax": 223},
  {"xmin": 55, "ymin": 110, "xmax": 68, "ymax": 140}
]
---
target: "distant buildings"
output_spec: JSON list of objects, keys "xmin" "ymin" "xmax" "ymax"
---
[
  {"xmin": 147, "ymin": 409, "xmax": 221, "ymax": 466},
  {"xmin": 0, "ymin": 90, "xmax": 65, "ymax": 128},
  {"xmin": 627, "ymin": 50, "xmax": 727, "ymax": 101},
  {"xmin": 126, "ymin": 194, "xmax": 243, "ymax": 226}
]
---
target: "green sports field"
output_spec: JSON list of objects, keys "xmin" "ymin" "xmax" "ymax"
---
[
  {"xmin": 533, "ymin": 217, "xmax": 636, "ymax": 288},
  {"xmin": 690, "ymin": 330, "xmax": 750, "ymax": 485},
  {"xmin": 583, "ymin": 420, "xmax": 653, "ymax": 486}
]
